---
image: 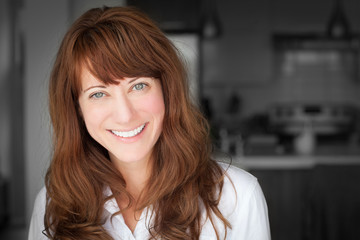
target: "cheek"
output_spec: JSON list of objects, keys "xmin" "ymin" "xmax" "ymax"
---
[
  {"xmin": 80, "ymin": 105, "xmax": 106, "ymax": 133},
  {"xmin": 141, "ymin": 93, "xmax": 165, "ymax": 120}
]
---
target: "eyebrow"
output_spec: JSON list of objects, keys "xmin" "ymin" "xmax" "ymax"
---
[
  {"xmin": 128, "ymin": 77, "xmax": 140, "ymax": 84},
  {"xmin": 83, "ymin": 85, "xmax": 107, "ymax": 93}
]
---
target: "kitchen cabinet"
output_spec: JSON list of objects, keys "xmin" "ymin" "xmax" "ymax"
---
[
  {"xmin": 308, "ymin": 165, "xmax": 360, "ymax": 240},
  {"xmin": 233, "ymin": 156, "xmax": 360, "ymax": 240},
  {"xmin": 250, "ymin": 169, "xmax": 311, "ymax": 240},
  {"xmin": 272, "ymin": 33, "xmax": 360, "ymax": 84}
]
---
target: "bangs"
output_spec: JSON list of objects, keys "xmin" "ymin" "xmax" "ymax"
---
[{"xmin": 72, "ymin": 18, "xmax": 162, "ymax": 93}]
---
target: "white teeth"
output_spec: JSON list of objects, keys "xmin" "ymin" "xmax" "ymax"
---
[{"xmin": 111, "ymin": 124, "xmax": 146, "ymax": 138}]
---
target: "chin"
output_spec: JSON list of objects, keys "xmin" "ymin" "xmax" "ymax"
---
[{"xmin": 111, "ymin": 151, "xmax": 152, "ymax": 164}]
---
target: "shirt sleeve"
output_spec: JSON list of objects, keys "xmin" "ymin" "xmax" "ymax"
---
[
  {"xmin": 231, "ymin": 179, "xmax": 271, "ymax": 240},
  {"xmin": 28, "ymin": 187, "xmax": 48, "ymax": 240}
]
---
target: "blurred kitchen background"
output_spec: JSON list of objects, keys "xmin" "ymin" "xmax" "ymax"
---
[{"xmin": 1, "ymin": 0, "xmax": 360, "ymax": 239}]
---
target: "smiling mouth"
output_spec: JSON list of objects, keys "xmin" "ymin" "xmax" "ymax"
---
[{"xmin": 111, "ymin": 123, "xmax": 146, "ymax": 138}]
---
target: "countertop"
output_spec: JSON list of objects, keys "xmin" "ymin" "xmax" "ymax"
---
[
  {"xmin": 235, "ymin": 155, "xmax": 360, "ymax": 170},
  {"xmin": 215, "ymin": 153, "xmax": 360, "ymax": 170}
]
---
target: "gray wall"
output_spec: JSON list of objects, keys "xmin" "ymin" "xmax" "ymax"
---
[
  {"xmin": 0, "ymin": 0, "xmax": 13, "ymax": 180},
  {"xmin": 21, "ymin": 0, "xmax": 69, "ymax": 224}
]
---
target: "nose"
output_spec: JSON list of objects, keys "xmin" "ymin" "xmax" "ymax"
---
[{"xmin": 111, "ymin": 93, "xmax": 135, "ymax": 124}]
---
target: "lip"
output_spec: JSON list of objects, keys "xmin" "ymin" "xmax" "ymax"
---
[{"xmin": 108, "ymin": 123, "xmax": 148, "ymax": 143}]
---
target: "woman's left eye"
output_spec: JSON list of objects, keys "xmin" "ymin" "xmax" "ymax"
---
[
  {"xmin": 90, "ymin": 92, "xmax": 105, "ymax": 99},
  {"xmin": 132, "ymin": 83, "xmax": 147, "ymax": 91}
]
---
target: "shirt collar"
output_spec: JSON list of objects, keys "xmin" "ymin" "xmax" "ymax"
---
[{"xmin": 103, "ymin": 186, "xmax": 120, "ymax": 215}]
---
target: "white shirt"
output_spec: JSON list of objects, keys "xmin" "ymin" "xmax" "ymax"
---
[{"xmin": 28, "ymin": 163, "xmax": 271, "ymax": 240}]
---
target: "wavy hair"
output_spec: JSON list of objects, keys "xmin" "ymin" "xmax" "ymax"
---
[{"xmin": 45, "ymin": 6, "xmax": 230, "ymax": 240}]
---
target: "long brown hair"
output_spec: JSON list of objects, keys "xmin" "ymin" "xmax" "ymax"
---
[{"xmin": 45, "ymin": 6, "xmax": 230, "ymax": 239}]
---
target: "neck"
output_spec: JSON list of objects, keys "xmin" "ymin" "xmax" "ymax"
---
[{"xmin": 110, "ymin": 154, "xmax": 153, "ymax": 198}]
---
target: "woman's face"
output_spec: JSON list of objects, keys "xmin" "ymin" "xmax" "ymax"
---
[{"xmin": 78, "ymin": 68, "xmax": 165, "ymax": 167}]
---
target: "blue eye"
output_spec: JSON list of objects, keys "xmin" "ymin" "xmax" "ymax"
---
[
  {"xmin": 133, "ymin": 83, "xmax": 146, "ymax": 91},
  {"xmin": 91, "ymin": 92, "xmax": 105, "ymax": 99}
]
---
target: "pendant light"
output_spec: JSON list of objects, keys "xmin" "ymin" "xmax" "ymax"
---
[
  {"xmin": 326, "ymin": 0, "xmax": 351, "ymax": 38},
  {"xmin": 201, "ymin": 0, "xmax": 222, "ymax": 39}
]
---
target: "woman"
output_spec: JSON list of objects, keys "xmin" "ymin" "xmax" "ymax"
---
[{"xmin": 28, "ymin": 6, "xmax": 270, "ymax": 240}]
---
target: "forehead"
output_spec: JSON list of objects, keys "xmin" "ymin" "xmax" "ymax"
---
[
  {"xmin": 79, "ymin": 67, "xmax": 102, "ymax": 88},
  {"xmin": 77, "ymin": 63, "xmax": 120, "ymax": 90}
]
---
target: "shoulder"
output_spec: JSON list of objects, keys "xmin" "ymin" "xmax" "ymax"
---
[
  {"xmin": 33, "ymin": 186, "xmax": 47, "ymax": 214},
  {"xmin": 218, "ymin": 162, "xmax": 258, "ymax": 199},
  {"xmin": 218, "ymin": 161, "xmax": 257, "ymax": 185},
  {"xmin": 28, "ymin": 186, "xmax": 47, "ymax": 240},
  {"xmin": 215, "ymin": 162, "xmax": 271, "ymax": 239},
  {"xmin": 216, "ymin": 161, "xmax": 264, "ymax": 216}
]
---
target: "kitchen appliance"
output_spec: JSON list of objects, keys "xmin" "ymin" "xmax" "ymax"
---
[{"xmin": 268, "ymin": 103, "xmax": 356, "ymax": 135}]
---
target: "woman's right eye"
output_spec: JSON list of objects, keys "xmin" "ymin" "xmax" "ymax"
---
[{"xmin": 90, "ymin": 92, "xmax": 105, "ymax": 99}]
